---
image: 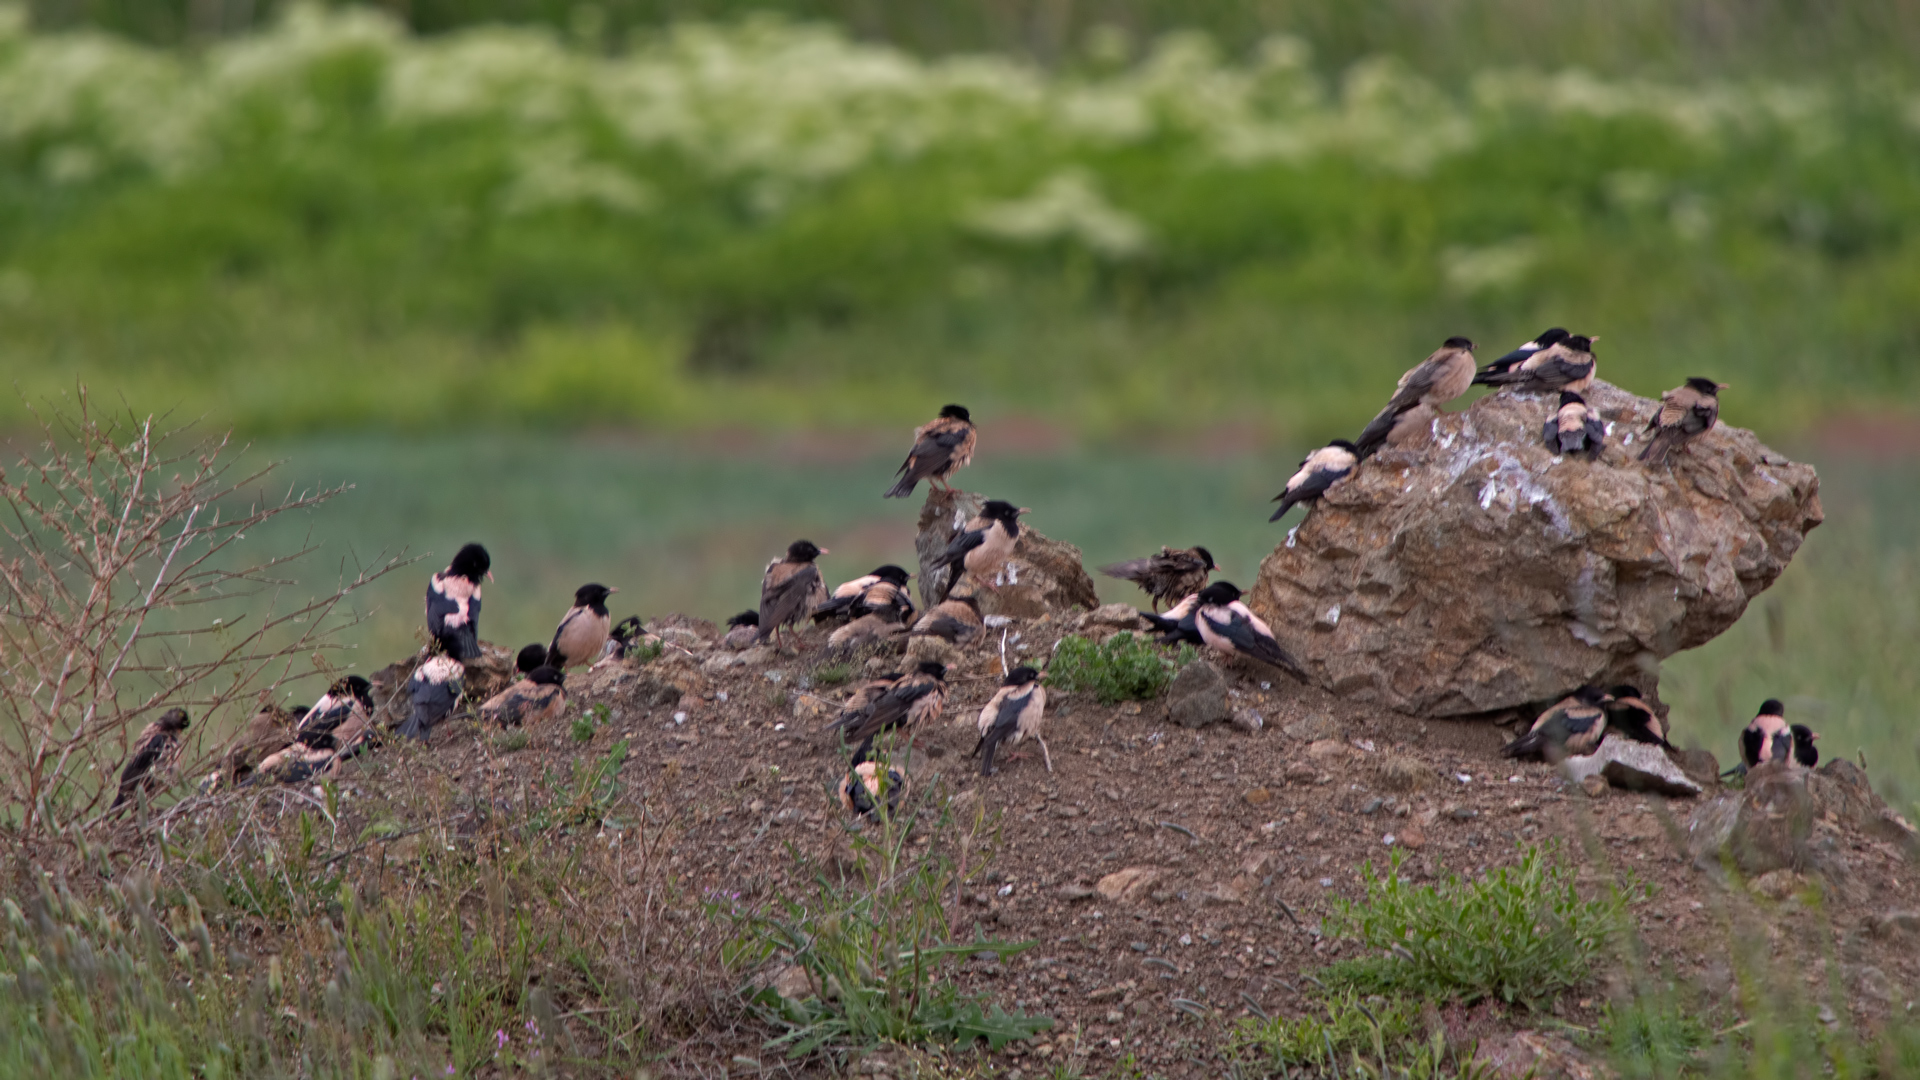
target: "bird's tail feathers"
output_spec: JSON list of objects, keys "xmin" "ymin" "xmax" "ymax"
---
[
  {"xmin": 1499, "ymin": 731, "xmax": 1544, "ymax": 759},
  {"xmin": 882, "ymin": 475, "xmax": 917, "ymax": 499}
]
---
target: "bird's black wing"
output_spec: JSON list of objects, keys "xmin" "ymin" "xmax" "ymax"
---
[
  {"xmin": 427, "ymin": 583, "xmax": 482, "ymax": 660},
  {"xmin": 1582, "ymin": 412, "xmax": 1606, "ymax": 457},
  {"xmin": 295, "ymin": 700, "xmax": 351, "ymax": 750},
  {"xmin": 1199, "ymin": 609, "xmax": 1304, "ymax": 677},
  {"xmin": 759, "ymin": 562, "xmax": 822, "ymax": 633},
  {"xmin": 1353, "ymin": 404, "xmax": 1404, "ymax": 458},
  {"xmin": 112, "ymin": 729, "xmax": 169, "ymax": 807},
  {"xmin": 885, "ymin": 424, "xmax": 971, "ymax": 497},
  {"xmin": 546, "ymin": 607, "xmax": 584, "ymax": 664},
  {"xmin": 928, "ymin": 527, "xmax": 987, "ymax": 572},
  {"xmin": 1739, "ymin": 726, "xmax": 1764, "ymax": 768},
  {"xmin": 1522, "ymin": 356, "xmax": 1591, "ymax": 389},
  {"xmin": 397, "ymin": 673, "xmax": 459, "ymax": 742},
  {"xmin": 811, "ymin": 592, "xmax": 861, "ymax": 624},
  {"xmin": 975, "ymin": 691, "xmax": 1028, "ymax": 776},
  {"xmin": 1269, "ymin": 466, "xmax": 1346, "ymax": 523},
  {"xmin": 833, "ymin": 679, "xmax": 938, "ymax": 744}
]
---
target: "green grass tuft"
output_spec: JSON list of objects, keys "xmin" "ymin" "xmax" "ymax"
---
[
  {"xmin": 811, "ymin": 661, "xmax": 854, "ymax": 687},
  {"xmin": 493, "ymin": 729, "xmax": 532, "ymax": 753},
  {"xmin": 1046, "ymin": 632, "xmax": 1193, "ymax": 704}
]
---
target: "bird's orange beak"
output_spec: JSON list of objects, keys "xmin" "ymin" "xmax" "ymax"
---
[
  {"xmin": 1019, "ymin": 507, "xmax": 1033, "ymax": 514},
  {"xmin": 487, "ymin": 571, "xmax": 496, "ymax": 582},
  {"xmin": 820, "ymin": 548, "xmax": 831, "ymax": 555},
  {"xmin": 609, "ymin": 587, "xmax": 620, "ymax": 593}
]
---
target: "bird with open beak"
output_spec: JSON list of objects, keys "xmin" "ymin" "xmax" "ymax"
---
[
  {"xmin": 546, "ymin": 583, "xmax": 617, "ymax": 669},
  {"xmin": 1542, "ymin": 391, "xmax": 1607, "ymax": 459},
  {"xmin": 813, "ymin": 564, "xmax": 915, "ymax": 626},
  {"xmin": 1353, "ymin": 336, "xmax": 1477, "ymax": 458},
  {"xmin": 1639, "ymin": 377, "xmax": 1726, "ymax": 466},
  {"xmin": 1100, "ymin": 546, "xmax": 1216, "ymax": 613},
  {"xmin": 1500, "ymin": 686, "xmax": 1611, "ymax": 761},
  {"xmin": 929, "ymin": 500, "xmax": 1028, "ymax": 600},
  {"xmin": 1603, "ymin": 686, "xmax": 1672, "ymax": 747},
  {"xmin": 1738, "ymin": 700, "xmax": 1792, "ymax": 770},
  {"xmin": 975, "ymin": 665, "xmax": 1049, "ymax": 776},
  {"xmin": 1192, "ymin": 582, "xmax": 1306, "ymax": 679},
  {"xmin": 757, "ymin": 540, "xmax": 829, "ymax": 649},
  {"xmin": 840, "ymin": 747, "xmax": 910, "ymax": 817},
  {"xmin": 721, "ymin": 611, "xmax": 761, "ymax": 651},
  {"xmin": 480, "ymin": 664, "xmax": 567, "ymax": 728},
  {"xmin": 828, "ymin": 660, "xmax": 947, "ymax": 759},
  {"xmin": 427, "ymin": 542, "xmax": 492, "ymax": 661},
  {"xmin": 1473, "ymin": 327, "xmax": 1570, "ymax": 383},
  {"xmin": 1269, "ymin": 440, "xmax": 1358, "ymax": 523},
  {"xmin": 112, "ymin": 707, "xmax": 190, "ymax": 810},
  {"xmin": 910, "ymin": 593, "xmax": 984, "ymax": 644},
  {"xmin": 1475, "ymin": 334, "xmax": 1598, "ymax": 396},
  {"xmin": 397, "ymin": 647, "xmax": 464, "ymax": 742},
  {"xmin": 884, "ymin": 404, "xmax": 977, "ymax": 498}
]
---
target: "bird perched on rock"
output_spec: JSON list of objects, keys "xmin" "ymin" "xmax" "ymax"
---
[
  {"xmin": 830, "ymin": 613, "xmax": 909, "ymax": 651},
  {"xmin": 884, "ymin": 404, "xmax": 976, "ymax": 498},
  {"xmin": 515, "ymin": 643, "xmax": 549, "ymax": 675},
  {"xmin": 1353, "ymin": 337, "xmax": 1477, "ymax": 458},
  {"xmin": 758, "ymin": 540, "xmax": 829, "ymax": 648},
  {"xmin": 1500, "ymin": 686, "xmax": 1611, "ymax": 761},
  {"xmin": 427, "ymin": 543, "xmax": 492, "ymax": 661},
  {"xmin": 1738, "ymin": 700, "xmax": 1792, "ymax": 770},
  {"xmin": 111, "ymin": 707, "xmax": 190, "ymax": 810},
  {"xmin": 1474, "ymin": 327, "xmax": 1570, "ymax": 383},
  {"xmin": 1191, "ymin": 582, "xmax": 1305, "ymax": 678},
  {"xmin": 1141, "ymin": 591, "xmax": 1204, "ymax": 647},
  {"xmin": 1790, "ymin": 723, "xmax": 1820, "ymax": 767},
  {"xmin": 1543, "ymin": 391, "xmax": 1606, "ymax": 459},
  {"xmin": 910, "ymin": 594, "xmax": 983, "ymax": 644},
  {"xmin": 721, "ymin": 611, "xmax": 761, "ymax": 651},
  {"xmin": 975, "ymin": 665, "xmax": 1049, "ymax": 776},
  {"xmin": 480, "ymin": 665, "xmax": 567, "ymax": 728},
  {"xmin": 1603, "ymin": 686, "xmax": 1672, "ymax": 747},
  {"xmin": 397, "ymin": 651, "xmax": 464, "ymax": 742},
  {"xmin": 1100, "ymin": 546, "xmax": 1216, "ymax": 613},
  {"xmin": 547, "ymin": 583, "xmax": 617, "ymax": 669},
  {"xmin": 1638, "ymin": 377, "xmax": 1726, "ymax": 466},
  {"xmin": 295, "ymin": 675, "xmax": 375, "ymax": 752},
  {"xmin": 840, "ymin": 749, "xmax": 910, "ymax": 817},
  {"xmin": 1474, "ymin": 334, "xmax": 1597, "ymax": 395},
  {"xmin": 828, "ymin": 660, "xmax": 947, "ymax": 757},
  {"xmin": 1269, "ymin": 441, "xmax": 1358, "ymax": 523},
  {"xmin": 813, "ymin": 565, "xmax": 915, "ymax": 625},
  {"xmin": 929, "ymin": 501, "xmax": 1027, "ymax": 600}
]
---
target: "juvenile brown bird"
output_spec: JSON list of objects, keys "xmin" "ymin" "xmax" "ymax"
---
[
  {"xmin": 813, "ymin": 565, "xmax": 915, "ymax": 625},
  {"xmin": 758, "ymin": 540, "xmax": 829, "ymax": 648},
  {"xmin": 111, "ymin": 707, "xmax": 190, "ymax": 810},
  {"xmin": 1738, "ymin": 700, "xmax": 1791, "ymax": 770},
  {"xmin": 884, "ymin": 404, "xmax": 976, "ymax": 498},
  {"xmin": 829, "ymin": 613, "xmax": 909, "ymax": 651},
  {"xmin": 1473, "ymin": 327, "xmax": 1569, "ymax": 383},
  {"xmin": 1603, "ymin": 685, "xmax": 1672, "ymax": 747},
  {"xmin": 929, "ymin": 500, "xmax": 1027, "ymax": 600},
  {"xmin": 1543, "ymin": 391, "xmax": 1607, "ymax": 459},
  {"xmin": 975, "ymin": 665, "xmax": 1049, "ymax": 776},
  {"xmin": 910, "ymin": 594, "xmax": 983, "ymax": 644},
  {"xmin": 840, "ymin": 749, "xmax": 910, "ymax": 817},
  {"xmin": 426, "ymin": 542, "xmax": 492, "ymax": 661},
  {"xmin": 720, "ymin": 611, "xmax": 761, "ymax": 651},
  {"xmin": 205, "ymin": 701, "xmax": 293, "ymax": 791},
  {"xmin": 828, "ymin": 660, "xmax": 947, "ymax": 757},
  {"xmin": 1269, "ymin": 440, "xmax": 1358, "ymax": 522},
  {"xmin": 1354, "ymin": 336, "xmax": 1477, "ymax": 458},
  {"xmin": 480, "ymin": 665, "xmax": 568, "ymax": 728},
  {"xmin": 1192, "ymin": 582, "xmax": 1305, "ymax": 679},
  {"xmin": 1100, "ymin": 546, "xmax": 1216, "ymax": 613},
  {"xmin": 1638, "ymin": 377, "xmax": 1726, "ymax": 466},
  {"xmin": 1474, "ymin": 334, "xmax": 1597, "ymax": 395},
  {"xmin": 1500, "ymin": 686, "xmax": 1611, "ymax": 761},
  {"xmin": 396, "ymin": 651, "xmax": 464, "ymax": 742},
  {"xmin": 547, "ymin": 583, "xmax": 617, "ymax": 669}
]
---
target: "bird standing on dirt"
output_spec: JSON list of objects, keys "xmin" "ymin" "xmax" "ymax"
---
[
  {"xmin": 884, "ymin": 404, "xmax": 977, "ymax": 498},
  {"xmin": 547, "ymin": 583, "xmax": 617, "ymax": 669},
  {"xmin": 1737, "ymin": 700, "xmax": 1792, "ymax": 770},
  {"xmin": 1191, "ymin": 582, "xmax": 1305, "ymax": 678},
  {"xmin": 397, "ymin": 650, "xmax": 464, "ymax": 742},
  {"xmin": 111, "ymin": 707, "xmax": 190, "ymax": 810},
  {"xmin": 426, "ymin": 543, "xmax": 492, "ymax": 661},
  {"xmin": 1638, "ymin": 377, "xmax": 1726, "ymax": 466},
  {"xmin": 828, "ymin": 660, "xmax": 947, "ymax": 758},
  {"xmin": 975, "ymin": 665, "xmax": 1049, "ymax": 776},
  {"xmin": 480, "ymin": 665, "xmax": 567, "ymax": 728},
  {"xmin": 813, "ymin": 565, "xmax": 915, "ymax": 625},
  {"xmin": 840, "ymin": 748, "xmax": 910, "ymax": 817},
  {"xmin": 721, "ymin": 611, "xmax": 761, "ymax": 651},
  {"xmin": 1353, "ymin": 337, "xmax": 1477, "ymax": 458},
  {"xmin": 1100, "ymin": 546, "xmax": 1216, "ymax": 613},
  {"xmin": 928, "ymin": 501, "xmax": 1027, "ymax": 600},
  {"xmin": 1474, "ymin": 334, "xmax": 1597, "ymax": 395},
  {"xmin": 1543, "ymin": 391, "xmax": 1607, "ymax": 459},
  {"xmin": 910, "ymin": 594, "xmax": 984, "ymax": 644},
  {"xmin": 1602, "ymin": 686, "xmax": 1672, "ymax": 747},
  {"xmin": 1474, "ymin": 327, "xmax": 1570, "ymax": 383},
  {"xmin": 1500, "ymin": 686, "xmax": 1611, "ymax": 761},
  {"xmin": 1269, "ymin": 441, "xmax": 1359, "ymax": 523},
  {"xmin": 757, "ymin": 540, "xmax": 829, "ymax": 648}
]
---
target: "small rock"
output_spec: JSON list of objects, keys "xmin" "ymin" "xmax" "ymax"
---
[
  {"xmin": 1562, "ymin": 740, "xmax": 1703, "ymax": 797},
  {"xmin": 1076, "ymin": 603, "xmax": 1147, "ymax": 632},
  {"xmin": 1058, "ymin": 884, "xmax": 1096, "ymax": 902},
  {"xmin": 1096, "ymin": 867, "xmax": 1164, "ymax": 903},
  {"xmin": 1374, "ymin": 754, "xmax": 1429, "ymax": 792},
  {"xmin": 791, "ymin": 695, "xmax": 830, "ymax": 722},
  {"xmin": 1283, "ymin": 762, "xmax": 1318, "ymax": 784},
  {"xmin": 1244, "ymin": 787, "xmax": 1272, "ymax": 805},
  {"xmin": 1673, "ymin": 747, "xmax": 1722, "ymax": 788},
  {"xmin": 1306, "ymin": 739, "xmax": 1350, "ymax": 763},
  {"xmin": 768, "ymin": 964, "xmax": 814, "ymax": 1001},
  {"xmin": 1750, "ymin": 869, "xmax": 1806, "ymax": 901},
  {"xmin": 1230, "ymin": 709, "xmax": 1265, "ymax": 734},
  {"xmin": 1360, "ymin": 797, "xmax": 1385, "ymax": 815},
  {"xmin": 1398, "ymin": 823, "xmax": 1426, "ymax": 849},
  {"xmin": 1165, "ymin": 661, "xmax": 1230, "ymax": 729},
  {"xmin": 1448, "ymin": 806, "xmax": 1480, "ymax": 821},
  {"xmin": 1869, "ymin": 911, "xmax": 1920, "ymax": 940},
  {"xmin": 1282, "ymin": 714, "xmax": 1343, "ymax": 742},
  {"xmin": 1580, "ymin": 775, "xmax": 1611, "ymax": 799}
]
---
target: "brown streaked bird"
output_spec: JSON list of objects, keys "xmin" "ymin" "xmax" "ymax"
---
[
  {"xmin": 1543, "ymin": 391, "xmax": 1606, "ymax": 459},
  {"xmin": 1475, "ymin": 334, "xmax": 1597, "ymax": 395},
  {"xmin": 547, "ymin": 583, "xmax": 617, "ymax": 669},
  {"xmin": 1269, "ymin": 440, "xmax": 1358, "ymax": 522},
  {"xmin": 813, "ymin": 565, "xmax": 914, "ymax": 625},
  {"xmin": 111, "ymin": 707, "xmax": 190, "ymax": 810},
  {"xmin": 1638, "ymin": 377, "xmax": 1726, "ymax": 466},
  {"xmin": 1099, "ymin": 546, "xmax": 1216, "ymax": 613},
  {"xmin": 1738, "ymin": 699, "xmax": 1791, "ymax": 770},
  {"xmin": 827, "ymin": 660, "xmax": 947, "ymax": 757},
  {"xmin": 975, "ymin": 665, "xmax": 1049, "ymax": 776},
  {"xmin": 202, "ymin": 698, "xmax": 294, "ymax": 792},
  {"xmin": 1473, "ymin": 327, "xmax": 1570, "ymax": 384},
  {"xmin": 884, "ymin": 404, "xmax": 976, "ymax": 498},
  {"xmin": 928, "ymin": 500, "xmax": 1027, "ymax": 600},
  {"xmin": 757, "ymin": 540, "xmax": 829, "ymax": 648},
  {"xmin": 1192, "ymin": 582, "xmax": 1305, "ymax": 679},
  {"xmin": 480, "ymin": 665, "xmax": 568, "ymax": 728},
  {"xmin": 1353, "ymin": 336, "xmax": 1477, "ymax": 458},
  {"xmin": 720, "ymin": 610, "xmax": 761, "ymax": 650},
  {"xmin": 1603, "ymin": 685, "xmax": 1672, "ymax": 748},
  {"xmin": 426, "ymin": 542, "xmax": 492, "ymax": 661},
  {"xmin": 840, "ymin": 749, "xmax": 910, "ymax": 817},
  {"xmin": 829, "ymin": 613, "xmax": 908, "ymax": 651},
  {"xmin": 910, "ymin": 594, "xmax": 984, "ymax": 644},
  {"xmin": 1499, "ymin": 686, "xmax": 1611, "ymax": 761}
]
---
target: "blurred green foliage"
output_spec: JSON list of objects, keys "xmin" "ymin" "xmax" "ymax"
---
[{"xmin": 0, "ymin": 5, "xmax": 1916, "ymax": 440}]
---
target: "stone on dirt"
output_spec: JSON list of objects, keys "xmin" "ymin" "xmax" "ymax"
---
[
  {"xmin": 1562, "ymin": 739, "xmax": 1702, "ymax": 797},
  {"xmin": 1164, "ymin": 660, "xmax": 1229, "ymax": 729}
]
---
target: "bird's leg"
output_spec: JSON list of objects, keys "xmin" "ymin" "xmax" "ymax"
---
[{"xmin": 1038, "ymin": 735, "xmax": 1053, "ymax": 774}]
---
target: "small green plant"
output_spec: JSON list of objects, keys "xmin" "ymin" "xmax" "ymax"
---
[
  {"xmin": 1227, "ymin": 990, "xmax": 1493, "ymax": 1079},
  {"xmin": 570, "ymin": 702, "xmax": 611, "ymax": 743},
  {"xmin": 1322, "ymin": 845, "xmax": 1637, "ymax": 1007},
  {"xmin": 629, "ymin": 638, "xmax": 665, "ymax": 664},
  {"xmin": 1598, "ymin": 995, "xmax": 1710, "ymax": 1079},
  {"xmin": 494, "ymin": 729, "xmax": 531, "ymax": 753},
  {"xmin": 812, "ymin": 661, "xmax": 854, "ymax": 687},
  {"xmin": 1046, "ymin": 632, "xmax": 1194, "ymax": 704}
]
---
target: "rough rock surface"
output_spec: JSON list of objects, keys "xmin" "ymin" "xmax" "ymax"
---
[
  {"xmin": 1253, "ymin": 379, "xmax": 1822, "ymax": 716},
  {"xmin": 1165, "ymin": 660, "xmax": 1230, "ymax": 728},
  {"xmin": 1562, "ymin": 740, "xmax": 1702, "ymax": 797},
  {"xmin": 915, "ymin": 489, "xmax": 1100, "ymax": 618},
  {"xmin": 1686, "ymin": 760, "xmax": 1920, "ymax": 879}
]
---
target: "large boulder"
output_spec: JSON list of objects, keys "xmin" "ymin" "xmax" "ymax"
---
[
  {"xmin": 1253, "ymin": 379, "xmax": 1821, "ymax": 716},
  {"xmin": 1685, "ymin": 761, "xmax": 1920, "ymax": 880},
  {"xmin": 915, "ymin": 489, "xmax": 1100, "ymax": 618}
]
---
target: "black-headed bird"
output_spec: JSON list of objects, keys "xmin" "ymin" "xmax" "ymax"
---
[
  {"xmin": 910, "ymin": 594, "xmax": 984, "ymax": 644},
  {"xmin": 1790, "ymin": 723, "xmax": 1820, "ymax": 767},
  {"xmin": 1269, "ymin": 441, "xmax": 1358, "ymax": 523},
  {"xmin": 1354, "ymin": 337, "xmax": 1477, "ymax": 458},
  {"xmin": 1142, "ymin": 591, "xmax": 1204, "ymax": 647},
  {"xmin": 515, "ymin": 643, "xmax": 549, "ymax": 675},
  {"xmin": 1603, "ymin": 686, "xmax": 1672, "ymax": 747},
  {"xmin": 426, "ymin": 543, "xmax": 492, "ymax": 661},
  {"xmin": 758, "ymin": 540, "xmax": 829, "ymax": 648},
  {"xmin": 836, "ymin": 671, "xmax": 905, "ymax": 718},
  {"xmin": 828, "ymin": 660, "xmax": 947, "ymax": 758},
  {"xmin": 975, "ymin": 665, "xmax": 1048, "ymax": 776},
  {"xmin": 1738, "ymin": 700, "xmax": 1792, "ymax": 770},
  {"xmin": 929, "ymin": 500, "xmax": 1028, "ymax": 600},
  {"xmin": 1500, "ymin": 686, "xmax": 1611, "ymax": 761},
  {"xmin": 884, "ymin": 404, "xmax": 977, "ymax": 498},
  {"xmin": 1543, "ymin": 391, "xmax": 1606, "ymax": 459},
  {"xmin": 721, "ymin": 611, "xmax": 761, "ymax": 651},
  {"xmin": 606, "ymin": 616, "xmax": 647, "ymax": 661},
  {"xmin": 1474, "ymin": 327, "xmax": 1570, "ymax": 383},
  {"xmin": 1475, "ymin": 334, "xmax": 1597, "ymax": 395},
  {"xmin": 1192, "ymin": 582, "xmax": 1305, "ymax": 679},
  {"xmin": 814, "ymin": 565, "xmax": 914, "ymax": 625},
  {"xmin": 1100, "ymin": 546, "xmax": 1216, "ymax": 613},
  {"xmin": 480, "ymin": 666, "xmax": 567, "ymax": 728},
  {"xmin": 1639, "ymin": 377, "xmax": 1726, "ymax": 466},
  {"xmin": 547, "ymin": 583, "xmax": 617, "ymax": 669},
  {"xmin": 397, "ymin": 652, "xmax": 464, "ymax": 742},
  {"xmin": 112, "ymin": 707, "xmax": 190, "ymax": 810},
  {"xmin": 840, "ymin": 748, "xmax": 910, "ymax": 817},
  {"xmin": 295, "ymin": 675, "xmax": 375, "ymax": 752}
]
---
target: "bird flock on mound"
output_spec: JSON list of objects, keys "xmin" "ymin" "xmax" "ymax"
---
[{"xmin": 108, "ymin": 330, "xmax": 1812, "ymax": 819}]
